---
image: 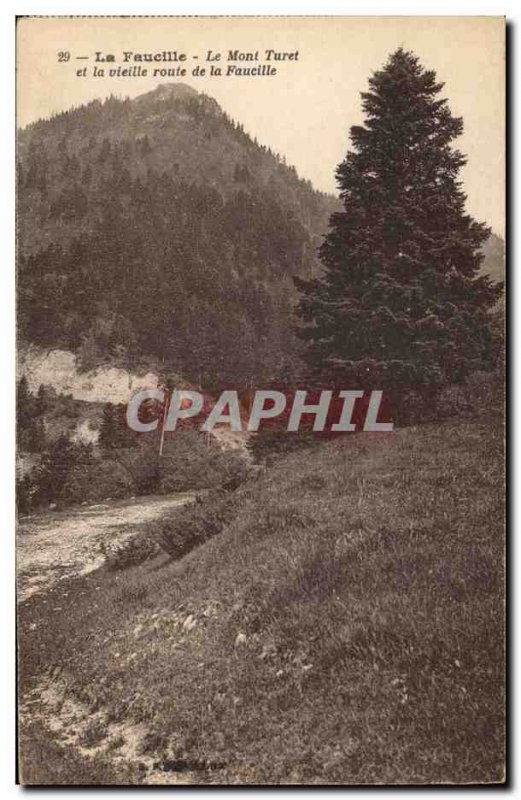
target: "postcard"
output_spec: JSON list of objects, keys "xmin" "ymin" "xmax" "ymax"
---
[{"xmin": 16, "ymin": 16, "xmax": 505, "ymax": 785}]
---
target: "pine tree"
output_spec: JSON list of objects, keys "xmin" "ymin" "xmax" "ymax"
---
[
  {"xmin": 295, "ymin": 49, "xmax": 502, "ymax": 411},
  {"xmin": 99, "ymin": 403, "xmax": 136, "ymax": 450},
  {"xmin": 17, "ymin": 377, "xmax": 45, "ymax": 452}
]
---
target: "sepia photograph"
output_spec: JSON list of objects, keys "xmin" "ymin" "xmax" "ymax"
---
[{"xmin": 15, "ymin": 15, "xmax": 505, "ymax": 785}]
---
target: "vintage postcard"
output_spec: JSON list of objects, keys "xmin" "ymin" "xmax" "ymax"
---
[{"xmin": 16, "ymin": 16, "xmax": 505, "ymax": 785}]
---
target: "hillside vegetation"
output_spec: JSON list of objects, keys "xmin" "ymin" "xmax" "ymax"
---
[
  {"xmin": 17, "ymin": 84, "xmax": 337, "ymax": 386},
  {"xmin": 19, "ymin": 412, "xmax": 504, "ymax": 785},
  {"xmin": 16, "ymin": 378, "xmax": 248, "ymax": 513},
  {"xmin": 17, "ymin": 84, "xmax": 503, "ymax": 387}
]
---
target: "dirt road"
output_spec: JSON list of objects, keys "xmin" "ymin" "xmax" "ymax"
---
[{"xmin": 17, "ymin": 492, "xmax": 195, "ymax": 602}]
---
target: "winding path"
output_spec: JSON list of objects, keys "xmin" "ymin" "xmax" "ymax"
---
[{"xmin": 17, "ymin": 492, "xmax": 195, "ymax": 601}]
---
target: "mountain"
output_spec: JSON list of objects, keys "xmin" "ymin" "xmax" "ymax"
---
[
  {"xmin": 17, "ymin": 83, "xmax": 504, "ymax": 389},
  {"xmin": 17, "ymin": 84, "xmax": 337, "ymax": 387}
]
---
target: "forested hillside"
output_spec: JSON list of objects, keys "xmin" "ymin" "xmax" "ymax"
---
[
  {"xmin": 17, "ymin": 83, "xmax": 504, "ymax": 388},
  {"xmin": 17, "ymin": 84, "xmax": 336, "ymax": 386}
]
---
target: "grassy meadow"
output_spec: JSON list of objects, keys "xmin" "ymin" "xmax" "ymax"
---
[{"xmin": 18, "ymin": 415, "xmax": 505, "ymax": 785}]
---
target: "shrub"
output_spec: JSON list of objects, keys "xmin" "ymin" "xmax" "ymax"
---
[
  {"xmin": 158, "ymin": 430, "xmax": 250, "ymax": 492},
  {"xmin": 104, "ymin": 533, "xmax": 158, "ymax": 571},
  {"xmin": 63, "ymin": 459, "xmax": 134, "ymax": 505},
  {"xmin": 154, "ymin": 489, "xmax": 240, "ymax": 560},
  {"xmin": 17, "ymin": 473, "xmax": 34, "ymax": 514}
]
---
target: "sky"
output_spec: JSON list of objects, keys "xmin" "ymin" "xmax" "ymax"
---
[{"xmin": 17, "ymin": 16, "xmax": 505, "ymax": 236}]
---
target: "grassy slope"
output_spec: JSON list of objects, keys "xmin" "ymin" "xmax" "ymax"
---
[{"xmin": 19, "ymin": 418, "xmax": 505, "ymax": 785}]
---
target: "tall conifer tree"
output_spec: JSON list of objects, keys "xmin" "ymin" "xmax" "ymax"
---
[{"xmin": 295, "ymin": 49, "xmax": 502, "ymax": 407}]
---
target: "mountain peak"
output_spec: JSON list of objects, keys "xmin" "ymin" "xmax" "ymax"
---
[
  {"xmin": 133, "ymin": 83, "xmax": 223, "ymax": 117},
  {"xmin": 136, "ymin": 83, "xmax": 199, "ymax": 103}
]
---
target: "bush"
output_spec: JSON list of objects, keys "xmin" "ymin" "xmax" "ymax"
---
[
  {"xmin": 154, "ymin": 489, "xmax": 240, "ymax": 560},
  {"xmin": 104, "ymin": 533, "xmax": 158, "ymax": 571},
  {"xmin": 400, "ymin": 369, "xmax": 504, "ymax": 426},
  {"xmin": 17, "ymin": 473, "xmax": 35, "ymax": 514},
  {"xmin": 158, "ymin": 430, "xmax": 250, "ymax": 492},
  {"xmin": 63, "ymin": 459, "xmax": 134, "ymax": 505},
  {"xmin": 121, "ymin": 447, "xmax": 162, "ymax": 495},
  {"xmin": 16, "ymin": 422, "xmax": 251, "ymax": 512}
]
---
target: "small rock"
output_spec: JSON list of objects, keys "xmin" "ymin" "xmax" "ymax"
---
[
  {"xmin": 234, "ymin": 632, "xmax": 247, "ymax": 648},
  {"xmin": 183, "ymin": 614, "xmax": 197, "ymax": 631}
]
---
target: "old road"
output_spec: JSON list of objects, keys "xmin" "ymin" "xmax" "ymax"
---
[{"xmin": 17, "ymin": 492, "xmax": 195, "ymax": 602}]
